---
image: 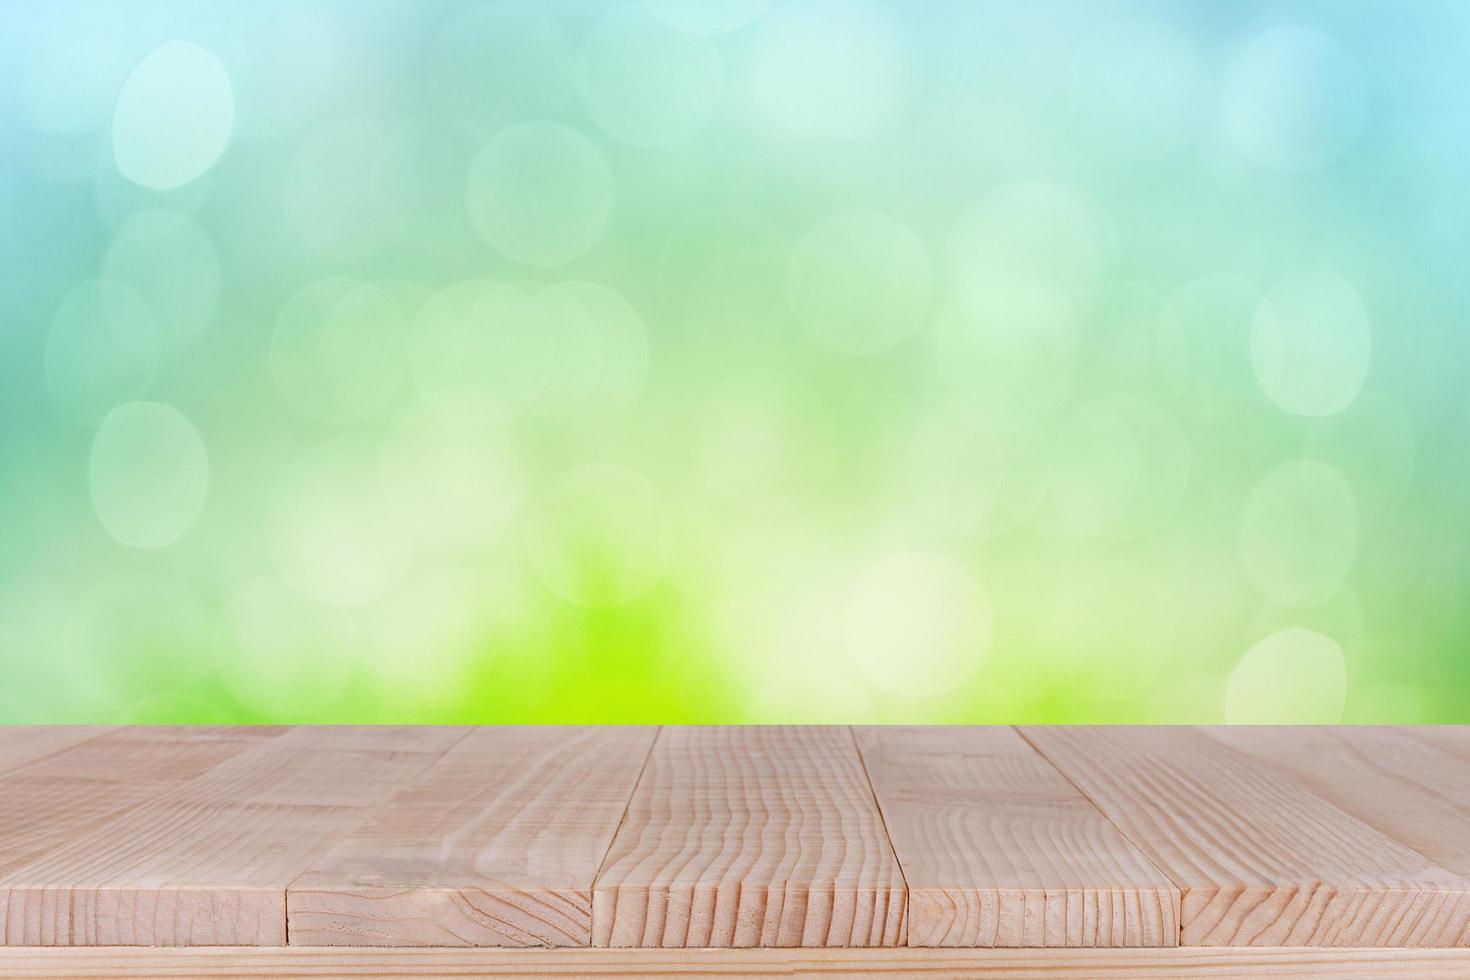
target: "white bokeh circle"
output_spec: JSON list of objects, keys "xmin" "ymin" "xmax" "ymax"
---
[
  {"xmin": 846, "ymin": 551, "xmax": 990, "ymax": 698},
  {"xmin": 268, "ymin": 446, "xmax": 409, "ymax": 607},
  {"xmin": 378, "ymin": 394, "xmax": 521, "ymax": 553},
  {"xmin": 1251, "ymin": 269, "xmax": 1371, "ymax": 417},
  {"xmin": 89, "ymin": 401, "xmax": 209, "ymax": 547},
  {"xmin": 112, "ymin": 41, "xmax": 234, "ymax": 189},
  {"xmin": 745, "ymin": 0, "xmax": 906, "ymax": 142},
  {"xmin": 467, "ymin": 122, "xmax": 614, "ymax": 266},
  {"xmin": 1239, "ymin": 459, "xmax": 1359, "ymax": 608},
  {"xmin": 1226, "ymin": 628, "xmax": 1348, "ymax": 723},
  {"xmin": 1221, "ymin": 26, "xmax": 1366, "ymax": 172}
]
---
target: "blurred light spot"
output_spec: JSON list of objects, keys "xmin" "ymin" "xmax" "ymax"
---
[
  {"xmin": 270, "ymin": 278, "xmax": 416, "ymax": 422},
  {"xmin": 1226, "ymin": 628, "xmax": 1347, "ymax": 723},
  {"xmin": 1251, "ymin": 269, "xmax": 1370, "ymax": 417},
  {"xmin": 112, "ymin": 42, "xmax": 233, "ymax": 190},
  {"xmin": 102, "ymin": 209, "xmax": 219, "ymax": 352},
  {"xmin": 408, "ymin": 280, "xmax": 525, "ymax": 396},
  {"xmin": 717, "ymin": 560, "xmax": 858, "ymax": 709},
  {"xmin": 1239, "ymin": 459, "xmax": 1359, "ymax": 608},
  {"xmin": 285, "ymin": 114, "xmax": 416, "ymax": 262},
  {"xmin": 907, "ymin": 411, "xmax": 1050, "ymax": 538},
  {"xmin": 579, "ymin": 6, "xmax": 722, "ymax": 147},
  {"xmin": 510, "ymin": 281, "xmax": 649, "ymax": 416},
  {"xmin": 746, "ymin": 0, "xmax": 905, "ymax": 142},
  {"xmin": 89, "ymin": 401, "xmax": 208, "ymax": 547},
  {"xmin": 789, "ymin": 209, "xmax": 932, "ymax": 354},
  {"xmin": 846, "ymin": 551, "xmax": 990, "ymax": 697},
  {"xmin": 319, "ymin": 282, "xmax": 411, "ymax": 419},
  {"xmin": 378, "ymin": 395, "xmax": 521, "ymax": 553},
  {"xmin": 943, "ymin": 182, "xmax": 1111, "ymax": 410},
  {"xmin": 645, "ymin": 0, "xmax": 771, "ymax": 35},
  {"xmin": 1047, "ymin": 396, "xmax": 1190, "ymax": 538},
  {"xmin": 1249, "ymin": 585, "xmax": 1367, "ymax": 662},
  {"xmin": 526, "ymin": 463, "xmax": 672, "ymax": 606},
  {"xmin": 269, "ymin": 446, "xmax": 409, "ymax": 607},
  {"xmin": 1221, "ymin": 26, "xmax": 1366, "ymax": 172},
  {"xmin": 46, "ymin": 278, "xmax": 158, "ymax": 424},
  {"xmin": 467, "ymin": 122, "xmax": 613, "ymax": 266}
]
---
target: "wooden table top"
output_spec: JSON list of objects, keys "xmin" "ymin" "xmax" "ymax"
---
[{"xmin": 2, "ymin": 725, "xmax": 1469, "ymax": 978}]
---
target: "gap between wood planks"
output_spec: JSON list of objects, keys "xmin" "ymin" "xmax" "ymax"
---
[
  {"xmin": 1012, "ymin": 724, "xmax": 1184, "ymax": 937},
  {"xmin": 4, "ymin": 725, "xmax": 1470, "ymax": 950}
]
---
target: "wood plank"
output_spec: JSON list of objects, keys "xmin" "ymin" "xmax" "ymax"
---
[
  {"xmin": 0, "ymin": 729, "xmax": 106, "ymax": 777},
  {"xmin": 1406, "ymin": 727, "xmax": 1470, "ymax": 767},
  {"xmin": 0, "ymin": 728, "xmax": 285, "ymax": 879},
  {"xmin": 5, "ymin": 945, "xmax": 1470, "ymax": 978},
  {"xmin": 1019, "ymin": 726, "xmax": 1470, "ymax": 946},
  {"xmin": 1203, "ymin": 727, "xmax": 1470, "ymax": 879},
  {"xmin": 855, "ymin": 726, "xmax": 1178, "ymax": 947},
  {"xmin": 0, "ymin": 727, "xmax": 466, "ymax": 946},
  {"xmin": 591, "ymin": 726, "xmax": 906, "ymax": 948},
  {"xmin": 287, "ymin": 726, "xmax": 658, "ymax": 947}
]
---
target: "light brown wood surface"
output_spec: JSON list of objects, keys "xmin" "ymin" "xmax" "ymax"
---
[
  {"xmin": 287, "ymin": 726, "xmax": 657, "ymax": 946},
  {"xmin": 4, "ymin": 944, "xmax": 1470, "ymax": 978},
  {"xmin": 1019, "ymin": 726, "xmax": 1470, "ymax": 946},
  {"xmin": 857, "ymin": 726, "xmax": 1178, "ymax": 947},
  {"xmin": 0, "ymin": 728, "xmax": 104, "ymax": 777},
  {"xmin": 592, "ymin": 726, "xmax": 907, "ymax": 947},
  {"xmin": 0, "ymin": 727, "xmax": 284, "ymax": 881},
  {"xmin": 4, "ymin": 724, "xmax": 1470, "ymax": 973},
  {"xmin": 0, "ymin": 727, "xmax": 466, "ymax": 945},
  {"xmin": 1202, "ymin": 727, "xmax": 1470, "ymax": 879}
]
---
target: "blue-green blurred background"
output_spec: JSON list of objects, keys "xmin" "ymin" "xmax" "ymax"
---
[{"xmin": 1, "ymin": 0, "xmax": 1467, "ymax": 723}]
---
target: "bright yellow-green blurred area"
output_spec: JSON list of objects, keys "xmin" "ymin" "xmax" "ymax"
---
[{"xmin": 2, "ymin": 0, "xmax": 1468, "ymax": 724}]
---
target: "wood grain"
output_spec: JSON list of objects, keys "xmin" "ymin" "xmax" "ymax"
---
[
  {"xmin": 1201, "ymin": 726, "xmax": 1470, "ymax": 879},
  {"xmin": 287, "ymin": 726, "xmax": 657, "ymax": 947},
  {"xmin": 0, "ymin": 727, "xmax": 466, "ymax": 946},
  {"xmin": 592, "ymin": 726, "xmax": 906, "ymax": 947},
  {"xmin": 0, "ymin": 728, "xmax": 284, "ymax": 880},
  {"xmin": 856, "ymin": 726, "xmax": 1178, "ymax": 947},
  {"xmin": 1406, "ymin": 726, "xmax": 1470, "ymax": 767},
  {"xmin": 5, "ymin": 945, "xmax": 1470, "ymax": 978},
  {"xmin": 1020, "ymin": 726, "xmax": 1470, "ymax": 946},
  {"xmin": 0, "ymin": 729, "xmax": 105, "ymax": 777}
]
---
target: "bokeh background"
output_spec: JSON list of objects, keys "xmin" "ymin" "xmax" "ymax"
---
[{"xmin": 1, "ymin": 0, "xmax": 1467, "ymax": 724}]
